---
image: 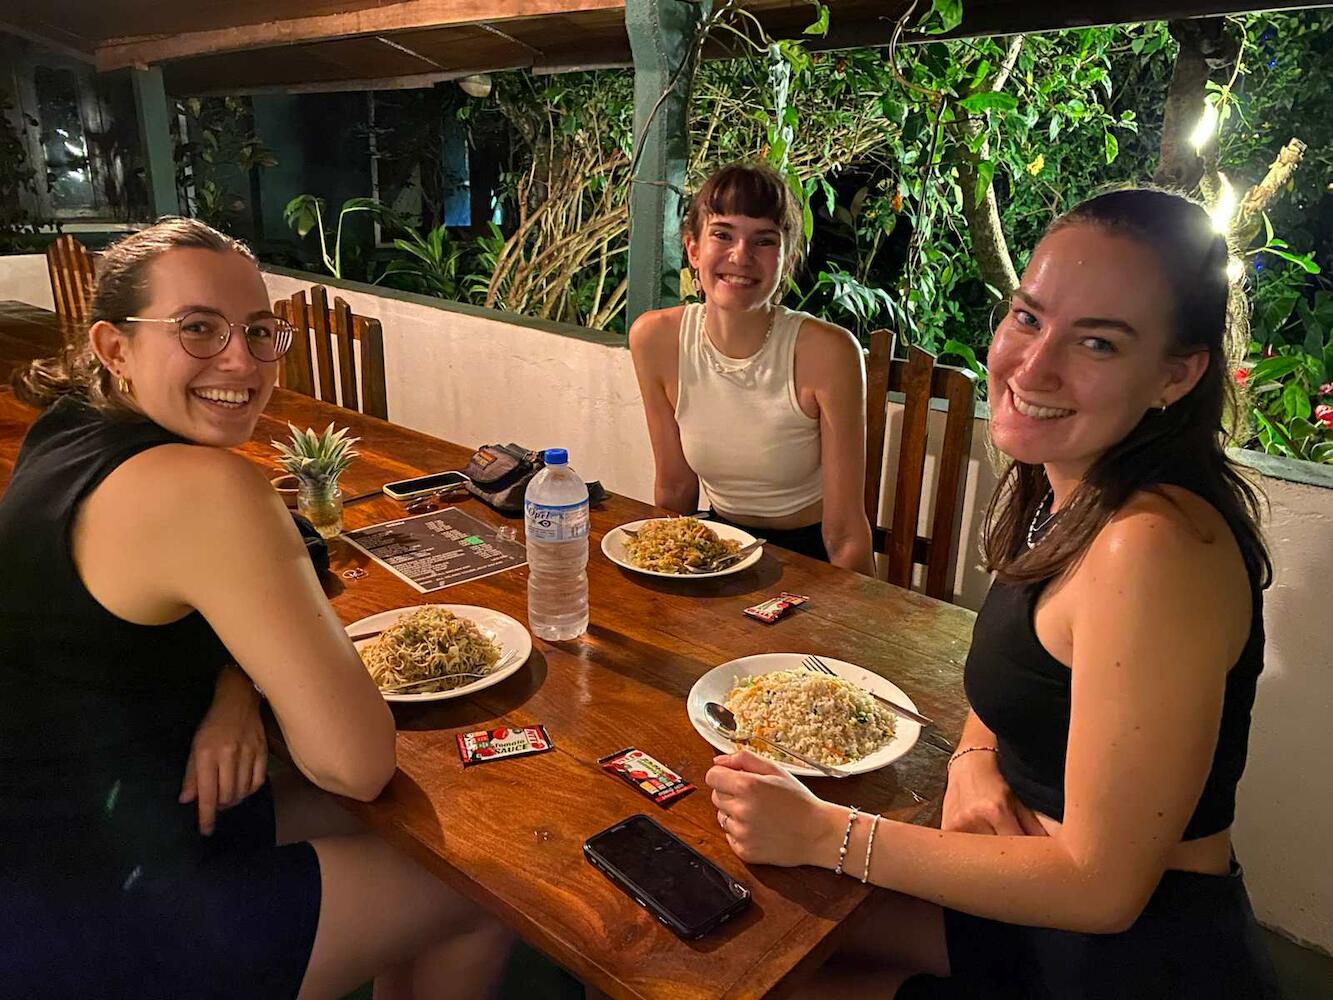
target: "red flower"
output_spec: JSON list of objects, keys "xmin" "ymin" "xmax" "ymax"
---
[
  {"xmin": 1319, "ymin": 382, "xmax": 1333, "ymax": 398},
  {"xmin": 1234, "ymin": 367, "xmax": 1250, "ymax": 385},
  {"xmin": 1315, "ymin": 404, "xmax": 1333, "ymax": 429}
]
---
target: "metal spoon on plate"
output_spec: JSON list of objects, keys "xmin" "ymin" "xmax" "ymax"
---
[{"xmin": 704, "ymin": 702, "xmax": 845, "ymax": 778}]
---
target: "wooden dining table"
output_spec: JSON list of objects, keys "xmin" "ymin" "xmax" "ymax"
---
[{"xmin": 0, "ymin": 299, "xmax": 977, "ymax": 1000}]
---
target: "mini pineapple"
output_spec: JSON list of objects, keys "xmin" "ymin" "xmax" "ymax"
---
[{"xmin": 272, "ymin": 423, "xmax": 360, "ymax": 488}]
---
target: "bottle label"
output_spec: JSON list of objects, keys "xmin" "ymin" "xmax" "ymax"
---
[{"xmin": 524, "ymin": 499, "xmax": 589, "ymax": 542}]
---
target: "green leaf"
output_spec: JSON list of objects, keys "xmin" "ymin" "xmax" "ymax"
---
[
  {"xmin": 1104, "ymin": 131, "xmax": 1119, "ymax": 165},
  {"xmin": 1282, "ymin": 381, "xmax": 1312, "ymax": 421},
  {"xmin": 957, "ymin": 92, "xmax": 1018, "ymax": 115},
  {"xmin": 1248, "ymin": 356, "xmax": 1304, "ymax": 384},
  {"xmin": 803, "ymin": 2, "xmax": 829, "ymax": 36},
  {"xmin": 928, "ymin": 0, "xmax": 963, "ymax": 33},
  {"xmin": 1259, "ymin": 247, "xmax": 1321, "ymax": 274},
  {"xmin": 974, "ymin": 160, "xmax": 995, "ymax": 206}
]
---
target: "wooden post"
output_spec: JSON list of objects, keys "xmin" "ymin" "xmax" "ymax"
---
[
  {"xmin": 625, "ymin": 0, "xmax": 710, "ymax": 328},
  {"xmin": 131, "ymin": 67, "xmax": 178, "ymax": 219}
]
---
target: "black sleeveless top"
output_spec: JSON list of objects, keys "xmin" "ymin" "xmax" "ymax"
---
[
  {"xmin": 964, "ymin": 480, "xmax": 1265, "ymax": 841},
  {"xmin": 0, "ymin": 397, "xmax": 231, "ymax": 878}
]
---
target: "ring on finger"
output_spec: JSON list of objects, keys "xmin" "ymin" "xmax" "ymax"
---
[{"xmin": 718, "ymin": 810, "xmax": 730, "ymax": 832}]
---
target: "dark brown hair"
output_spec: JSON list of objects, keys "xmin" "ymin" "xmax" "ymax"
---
[
  {"xmin": 683, "ymin": 162, "xmax": 805, "ymax": 285},
  {"xmin": 982, "ymin": 188, "xmax": 1270, "ymax": 588},
  {"xmin": 12, "ymin": 217, "xmax": 255, "ymax": 413}
]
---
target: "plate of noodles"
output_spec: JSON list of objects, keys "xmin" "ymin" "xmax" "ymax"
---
[
  {"xmin": 686, "ymin": 653, "xmax": 921, "ymax": 777},
  {"xmin": 348, "ymin": 604, "xmax": 532, "ymax": 703},
  {"xmin": 601, "ymin": 516, "xmax": 762, "ymax": 578}
]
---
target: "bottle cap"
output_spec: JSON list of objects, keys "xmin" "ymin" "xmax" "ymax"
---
[{"xmin": 543, "ymin": 448, "xmax": 568, "ymax": 465}]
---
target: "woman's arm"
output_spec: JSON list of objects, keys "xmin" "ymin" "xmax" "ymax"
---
[
  {"xmin": 628, "ymin": 309, "xmax": 699, "ymax": 513},
  {"xmin": 941, "ymin": 710, "xmax": 1046, "ymax": 835},
  {"xmin": 798, "ymin": 320, "xmax": 873, "ymax": 574},
  {"xmin": 709, "ymin": 499, "xmax": 1251, "ymax": 932},
  {"xmin": 78, "ymin": 445, "xmax": 397, "ymax": 801}
]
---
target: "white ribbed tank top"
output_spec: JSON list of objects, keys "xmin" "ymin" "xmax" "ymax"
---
[{"xmin": 675, "ymin": 302, "xmax": 822, "ymax": 518}]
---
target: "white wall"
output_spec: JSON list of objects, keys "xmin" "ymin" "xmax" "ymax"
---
[
  {"xmin": 1234, "ymin": 474, "xmax": 1333, "ymax": 952},
  {"xmin": 262, "ymin": 270, "xmax": 656, "ymax": 503},
  {"xmin": 0, "ymin": 254, "xmax": 53, "ymax": 310},
  {"xmin": 2, "ymin": 255, "xmax": 1329, "ymax": 952}
]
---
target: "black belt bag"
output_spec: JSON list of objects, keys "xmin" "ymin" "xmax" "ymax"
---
[{"xmin": 463, "ymin": 443, "xmax": 606, "ymax": 516}]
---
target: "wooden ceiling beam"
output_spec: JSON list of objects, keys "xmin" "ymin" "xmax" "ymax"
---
[{"xmin": 94, "ymin": 0, "xmax": 624, "ymax": 71}]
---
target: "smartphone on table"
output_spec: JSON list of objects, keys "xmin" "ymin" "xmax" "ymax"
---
[
  {"xmin": 584, "ymin": 814, "xmax": 751, "ymax": 940},
  {"xmin": 382, "ymin": 470, "xmax": 470, "ymax": 501}
]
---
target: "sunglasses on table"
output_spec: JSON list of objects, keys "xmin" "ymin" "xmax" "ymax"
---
[{"xmin": 114, "ymin": 309, "xmax": 296, "ymax": 362}]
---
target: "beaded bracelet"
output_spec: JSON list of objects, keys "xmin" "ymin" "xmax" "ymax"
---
[
  {"xmin": 861, "ymin": 814, "xmax": 881, "ymax": 885},
  {"xmin": 832, "ymin": 805, "xmax": 860, "ymax": 876},
  {"xmin": 946, "ymin": 746, "xmax": 998, "ymax": 773}
]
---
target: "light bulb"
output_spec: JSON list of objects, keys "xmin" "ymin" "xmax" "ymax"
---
[
  {"xmin": 458, "ymin": 74, "xmax": 492, "ymax": 98},
  {"xmin": 1190, "ymin": 102, "xmax": 1219, "ymax": 152},
  {"xmin": 1211, "ymin": 174, "xmax": 1237, "ymax": 234}
]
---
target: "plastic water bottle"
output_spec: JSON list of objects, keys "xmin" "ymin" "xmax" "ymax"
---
[{"xmin": 524, "ymin": 448, "xmax": 589, "ymax": 641}]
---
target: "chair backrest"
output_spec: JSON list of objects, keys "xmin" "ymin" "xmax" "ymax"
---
[
  {"xmin": 45, "ymin": 235, "xmax": 96, "ymax": 325},
  {"xmin": 864, "ymin": 329, "xmax": 978, "ymax": 602},
  {"xmin": 273, "ymin": 285, "xmax": 388, "ymax": 419}
]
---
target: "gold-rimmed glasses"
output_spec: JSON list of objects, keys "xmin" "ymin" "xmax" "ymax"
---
[{"xmin": 115, "ymin": 309, "xmax": 295, "ymax": 362}]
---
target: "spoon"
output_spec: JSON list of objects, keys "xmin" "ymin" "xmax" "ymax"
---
[{"xmin": 704, "ymin": 702, "xmax": 845, "ymax": 778}]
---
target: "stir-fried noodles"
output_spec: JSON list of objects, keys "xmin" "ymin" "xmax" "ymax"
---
[{"xmin": 360, "ymin": 607, "xmax": 500, "ymax": 693}]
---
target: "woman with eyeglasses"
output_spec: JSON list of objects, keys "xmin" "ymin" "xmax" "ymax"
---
[
  {"xmin": 0, "ymin": 219, "xmax": 509, "ymax": 999},
  {"xmin": 705, "ymin": 190, "xmax": 1280, "ymax": 998}
]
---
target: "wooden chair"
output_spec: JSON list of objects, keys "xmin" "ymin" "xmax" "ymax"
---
[
  {"xmin": 273, "ymin": 285, "xmax": 388, "ymax": 419},
  {"xmin": 45, "ymin": 234, "xmax": 96, "ymax": 325},
  {"xmin": 864, "ymin": 330, "xmax": 978, "ymax": 602}
]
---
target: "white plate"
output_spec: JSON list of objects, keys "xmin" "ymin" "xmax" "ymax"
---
[
  {"xmin": 687, "ymin": 653, "xmax": 921, "ymax": 777},
  {"xmin": 601, "ymin": 518, "xmax": 763, "ymax": 579},
  {"xmin": 347, "ymin": 604, "xmax": 532, "ymax": 703}
]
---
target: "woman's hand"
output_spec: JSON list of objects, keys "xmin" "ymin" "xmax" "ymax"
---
[
  {"xmin": 705, "ymin": 750, "xmax": 844, "ymax": 867},
  {"xmin": 180, "ymin": 665, "xmax": 268, "ymax": 835},
  {"xmin": 941, "ymin": 749, "xmax": 1047, "ymax": 836}
]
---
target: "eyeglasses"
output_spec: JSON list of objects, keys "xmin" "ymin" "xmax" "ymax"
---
[{"xmin": 115, "ymin": 309, "xmax": 295, "ymax": 362}]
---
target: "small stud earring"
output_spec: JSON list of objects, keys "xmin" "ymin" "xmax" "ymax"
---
[{"xmin": 1158, "ymin": 401, "xmax": 1169, "ymax": 413}]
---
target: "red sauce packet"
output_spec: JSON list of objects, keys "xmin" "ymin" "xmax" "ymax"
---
[
  {"xmin": 743, "ymin": 592, "xmax": 809, "ymax": 623},
  {"xmin": 599, "ymin": 747, "xmax": 695, "ymax": 806},
  {"xmin": 457, "ymin": 725, "xmax": 553, "ymax": 766}
]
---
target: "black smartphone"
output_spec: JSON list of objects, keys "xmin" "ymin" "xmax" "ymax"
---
[
  {"xmin": 584, "ymin": 814, "xmax": 751, "ymax": 940},
  {"xmin": 382, "ymin": 470, "xmax": 470, "ymax": 501}
]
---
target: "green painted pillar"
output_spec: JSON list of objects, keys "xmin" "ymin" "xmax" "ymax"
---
[
  {"xmin": 626, "ymin": 0, "xmax": 711, "ymax": 328},
  {"xmin": 131, "ymin": 67, "xmax": 178, "ymax": 219}
]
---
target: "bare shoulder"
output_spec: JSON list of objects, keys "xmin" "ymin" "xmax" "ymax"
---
[
  {"xmin": 628, "ymin": 305, "xmax": 687, "ymax": 357},
  {"xmin": 1084, "ymin": 485, "xmax": 1250, "ymax": 608},
  {"xmin": 795, "ymin": 315, "xmax": 860, "ymax": 358},
  {"xmin": 99, "ymin": 443, "xmax": 286, "ymax": 534}
]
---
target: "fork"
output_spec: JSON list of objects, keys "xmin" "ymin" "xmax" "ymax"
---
[
  {"xmin": 380, "ymin": 650, "xmax": 520, "ymax": 695},
  {"xmin": 801, "ymin": 655, "xmax": 954, "ymax": 752},
  {"xmin": 683, "ymin": 538, "xmax": 766, "ymax": 573}
]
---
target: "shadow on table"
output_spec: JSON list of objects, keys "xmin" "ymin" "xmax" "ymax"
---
[{"xmin": 391, "ymin": 649, "xmax": 551, "ymax": 731}]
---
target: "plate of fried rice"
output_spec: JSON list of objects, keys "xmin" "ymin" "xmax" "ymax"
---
[
  {"xmin": 601, "ymin": 516, "xmax": 762, "ymax": 578},
  {"xmin": 687, "ymin": 653, "xmax": 921, "ymax": 776},
  {"xmin": 347, "ymin": 604, "xmax": 531, "ymax": 703}
]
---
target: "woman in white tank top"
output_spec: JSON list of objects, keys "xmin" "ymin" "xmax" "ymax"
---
[{"xmin": 628, "ymin": 163, "xmax": 873, "ymax": 574}]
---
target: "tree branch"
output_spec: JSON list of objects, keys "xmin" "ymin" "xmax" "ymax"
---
[
  {"xmin": 956, "ymin": 35, "xmax": 1024, "ymax": 299},
  {"xmin": 1154, "ymin": 18, "xmax": 1240, "ymax": 191}
]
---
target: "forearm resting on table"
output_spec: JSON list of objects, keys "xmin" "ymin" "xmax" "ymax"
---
[{"xmin": 814, "ymin": 805, "xmax": 1151, "ymax": 934}]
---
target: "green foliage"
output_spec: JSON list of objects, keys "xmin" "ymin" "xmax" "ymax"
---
[
  {"xmin": 283, "ymin": 194, "xmax": 390, "ymax": 280},
  {"xmin": 0, "ymin": 94, "xmax": 48, "ymax": 251},
  {"xmin": 173, "ymin": 96, "xmax": 277, "ymax": 229}
]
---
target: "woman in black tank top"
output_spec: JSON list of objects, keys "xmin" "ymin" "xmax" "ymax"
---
[
  {"xmin": 706, "ymin": 190, "xmax": 1280, "ymax": 998},
  {"xmin": 1, "ymin": 220, "xmax": 509, "ymax": 998}
]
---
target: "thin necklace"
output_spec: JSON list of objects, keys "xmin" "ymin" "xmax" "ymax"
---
[
  {"xmin": 1026, "ymin": 489, "xmax": 1058, "ymax": 549},
  {"xmin": 703, "ymin": 306, "xmax": 777, "ymax": 376}
]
